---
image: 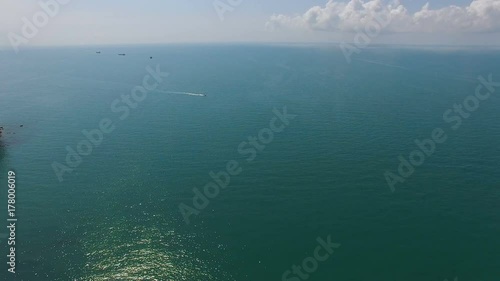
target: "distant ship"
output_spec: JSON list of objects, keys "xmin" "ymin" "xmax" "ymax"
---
[
  {"xmin": 191, "ymin": 93, "xmax": 206, "ymax": 97},
  {"xmin": 118, "ymin": 54, "xmax": 126, "ymax": 56},
  {"xmin": 96, "ymin": 51, "xmax": 101, "ymax": 54}
]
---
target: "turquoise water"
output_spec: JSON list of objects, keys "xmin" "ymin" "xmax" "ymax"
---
[{"xmin": 0, "ymin": 45, "xmax": 499, "ymax": 280}]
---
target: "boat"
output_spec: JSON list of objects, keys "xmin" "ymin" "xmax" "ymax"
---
[{"xmin": 118, "ymin": 54, "xmax": 126, "ymax": 56}]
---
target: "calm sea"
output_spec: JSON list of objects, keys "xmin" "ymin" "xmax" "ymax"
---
[{"xmin": 0, "ymin": 45, "xmax": 499, "ymax": 280}]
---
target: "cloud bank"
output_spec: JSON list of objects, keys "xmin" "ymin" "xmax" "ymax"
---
[{"xmin": 267, "ymin": 0, "xmax": 500, "ymax": 33}]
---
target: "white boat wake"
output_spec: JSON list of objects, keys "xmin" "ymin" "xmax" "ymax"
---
[{"xmin": 153, "ymin": 90, "xmax": 205, "ymax": 97}]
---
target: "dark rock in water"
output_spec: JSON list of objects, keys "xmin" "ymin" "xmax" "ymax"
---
[
  {"xmin": 20, "ymin": 125, "xmax": 23, "ymax": 127},
  {"xmin": 150, "ymin": 57, "xmax": 153, "ymax": 59}
]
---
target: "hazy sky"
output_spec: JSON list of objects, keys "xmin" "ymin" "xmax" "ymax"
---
[{"xmin": 1, "ymin": 0, "xmax": 500, "ymax": 49}]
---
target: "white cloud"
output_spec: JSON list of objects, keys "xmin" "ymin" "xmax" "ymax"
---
[{"xmin": 267, "ymin": 0, "xmax": 500, "ymax": 33}]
